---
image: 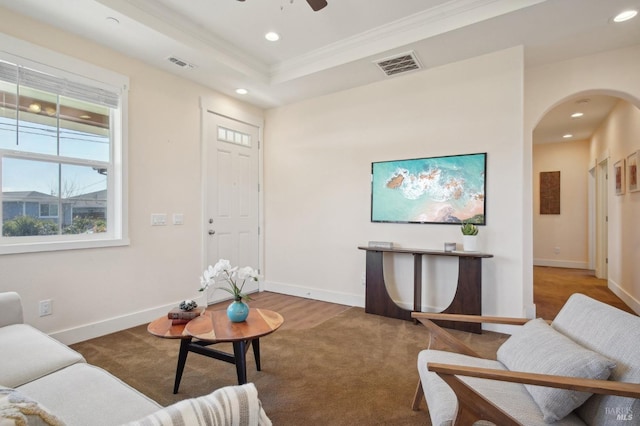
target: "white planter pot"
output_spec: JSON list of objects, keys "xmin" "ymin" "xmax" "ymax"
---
[{"xmin": 462, "ymin": 235, "xmax": 478, "ymax": 252}]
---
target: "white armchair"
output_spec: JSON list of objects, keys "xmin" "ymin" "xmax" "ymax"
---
[{"xmin": 412, "ymin": 294, "xmax": 640, "ymax": 425}]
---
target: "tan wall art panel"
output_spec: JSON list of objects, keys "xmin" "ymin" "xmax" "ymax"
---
[{"xmin": 540, "ymin": 171, "xmax": 560, "ymax": 214}]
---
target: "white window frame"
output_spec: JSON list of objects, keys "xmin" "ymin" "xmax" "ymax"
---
[{"xmin": 0, "ymin": 33, "xmax": 129, "ymax": 254}]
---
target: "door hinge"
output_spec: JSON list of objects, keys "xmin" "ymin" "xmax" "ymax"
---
[
  {"xmin": 606, "ymin": 257, "xmax": 608, "ymax": 264},
  {"xmin": 258, "ymin": 140, "xmax": 261, "ymax": 149},
  {"xmin": 258, "ymin": 226, "xmax": 260, "ymax": 235}
]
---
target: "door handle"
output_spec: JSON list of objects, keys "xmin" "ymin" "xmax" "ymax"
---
[{"xmin": 208, "ymin": 230, "xmax": 216, "ymax": 235}]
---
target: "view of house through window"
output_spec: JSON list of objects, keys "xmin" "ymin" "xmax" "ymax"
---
[{"xmin": 0, "ymin": 57, "xmax": 118, "ymax": 242}]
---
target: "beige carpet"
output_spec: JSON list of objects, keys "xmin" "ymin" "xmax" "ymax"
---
[{"xmin": 71, "ymin": 307, "xmax": 507, "ymax": 425}]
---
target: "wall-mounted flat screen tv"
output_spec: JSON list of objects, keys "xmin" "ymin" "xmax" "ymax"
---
[{"xmin": 371, "ymin": 152, "xmax": 486, "ymax": 225}]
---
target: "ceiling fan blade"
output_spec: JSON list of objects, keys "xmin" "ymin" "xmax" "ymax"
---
[{"xmin": 306, "ymin": 0, "xmax": 328, "ymax": 11}]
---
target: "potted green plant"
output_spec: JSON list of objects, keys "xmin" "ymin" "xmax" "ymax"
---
[{"xmin": 461, "ymin": 221, "xmax": 479, "ymax": 252}]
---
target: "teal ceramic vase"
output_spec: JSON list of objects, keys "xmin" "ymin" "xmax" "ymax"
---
[{"xmin": 227, "ymin": 299, "xmax": 249, "ymax": 322}]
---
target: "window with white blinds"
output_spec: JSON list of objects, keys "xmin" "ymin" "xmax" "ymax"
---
[{"xmin": 0, "ymin": 36, "xmax": 129, "ymax": 254}]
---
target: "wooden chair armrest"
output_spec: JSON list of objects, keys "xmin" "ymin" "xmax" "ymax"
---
[
  {"xmin": 411, "ymin": 312, "xmax": 534, "ymax": 326},
  {"xmin": 424, "ymin": 362, "xmax": 640, "ymax": 425},
  {"xmin": 414, "ymin": 316, "xmax": 480, "ymax": 357},
  {"xmin": 412, "ymin": 313, "xmax": 535, "ymax": 357},
  {"xmin": 428, "ymin": 362, "xmax": 640, "ymax": 398}
]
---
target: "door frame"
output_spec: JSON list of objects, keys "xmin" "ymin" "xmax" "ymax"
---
[
  {"xmin": 595, "ymin": 155, "xmax": 608, "ymax": 279},
  {"xmin": 199, "ymin": 96, "xmax": 265, "ymax": 293}
]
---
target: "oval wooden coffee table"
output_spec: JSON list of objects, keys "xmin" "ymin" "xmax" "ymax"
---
[
  {"xmin": 149, "ymin": 308, "xmax": 283, "ymax": 393},
  {"xmin": 147, "ymin": 315, "xmax": 195, "ymax": 394}
]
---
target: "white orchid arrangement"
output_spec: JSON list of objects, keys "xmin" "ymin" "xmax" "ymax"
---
[{"xmin": 199, "ymin": 259, "xmax": 259, "ymax": 302}]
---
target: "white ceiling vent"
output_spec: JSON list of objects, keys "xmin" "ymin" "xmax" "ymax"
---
[
  {"xmin": 374, "ymin": 52, "xmax": 421, "ymax": 77},
  {"xmin": 167, "ymin": 56, "xmax": 196, "ymax": 69}
]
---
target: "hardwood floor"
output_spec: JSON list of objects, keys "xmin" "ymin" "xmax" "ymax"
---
[
  {"xmin": 533, "ymin": 266, "xmax": 634, "ymax": 319},
  {"xmin": 208, "ymin": 266, "xmax": 635, "ymax": 330}
]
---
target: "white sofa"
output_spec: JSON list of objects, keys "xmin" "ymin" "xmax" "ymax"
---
[
  {"xmin": 414, "ymin": 293, "xmax": 640, "ymax": 425},
  {"xmin": 0, "ymin": 291, "xmax": 271, "ymax": 426}
]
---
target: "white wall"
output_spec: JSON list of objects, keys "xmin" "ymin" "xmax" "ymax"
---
[
  {"xmin": 591, "ymin": 100, "xmax": 640, "ymax": 311},
  {"xmin": 0, "ymin": 8, "xmax": 264, "ymax": 344},
  {"xmin": 526, "ymin": 45, "xmax": 640, "ymax": 313},
  {"xmin": 533, "ymin": 140, "xmax": 590, "ymax": 268},
  {"xmin": 4, "ymin": 6, "xmax": 638, "ymax": 343},
  {"xmin": 264, "ymin": 47, "xmax": 529, "ymax": 325}
]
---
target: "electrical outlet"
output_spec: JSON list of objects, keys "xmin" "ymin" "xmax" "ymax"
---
[{"xmin": 39, "ymin": 299, "xmax": 52, "ymax": 317}]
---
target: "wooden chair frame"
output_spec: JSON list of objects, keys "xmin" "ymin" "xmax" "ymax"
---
[{"xmin": 411, "ymin": 312, "xmax": 640, "ymax": 425}]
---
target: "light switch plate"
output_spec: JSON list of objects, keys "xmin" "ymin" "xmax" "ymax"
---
[
  {"xmin": 173, "ymin": 213, "xmax": 184, "ymax": 225},
  {"xmin": 151, "ymin": 213, "xmax": 167, "ymax": 226}
]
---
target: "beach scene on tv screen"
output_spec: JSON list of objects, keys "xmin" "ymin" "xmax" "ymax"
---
[{"xmin": 371, "ymin": 153, "xmax": 486, "ymax": 224}]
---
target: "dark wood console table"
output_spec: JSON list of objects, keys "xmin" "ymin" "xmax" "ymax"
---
[{"xmin": 357, "ymin": 246, "xmax": 493, "ymax": 333}]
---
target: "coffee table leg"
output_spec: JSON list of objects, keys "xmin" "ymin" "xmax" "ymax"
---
[
  {"xmin": 252, "ymin": 338, "xmax": 261, "ymax": 371},
  {"xmin": 233, "ymin": 340, "xmax": 248, "ymax": 385},
  {"xmin": 174, "ymin": 338, "xmax": 191, "ymax": 394}
]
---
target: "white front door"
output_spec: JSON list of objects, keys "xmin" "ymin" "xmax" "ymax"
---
[{"xmin": 205, "ymin": 112, "xmax": 260, "ymax": 304}]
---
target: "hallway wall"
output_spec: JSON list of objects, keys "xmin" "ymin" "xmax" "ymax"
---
[
  {"xmin": 526, "ymin": 45, "xmax": 640, "ymax": 314},
  {"xmin": 591, "ymin": 99, "xmax": 640, "ymax": 312},
  {"xmin": 533, "ymin": 139, "xmax": 591, "ymax": 268}
]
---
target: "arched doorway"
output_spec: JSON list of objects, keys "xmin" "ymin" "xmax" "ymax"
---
[{"xmin": 532, "ymin": 92, "xmax": 640, "ymax": 315}]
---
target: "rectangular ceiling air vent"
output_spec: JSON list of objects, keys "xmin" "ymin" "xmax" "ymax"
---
[
  {"xmin": 374, "ymin": 52, "xmax": 421, "ymax": 77},
  {"xmin": 167, "ymin": 56, "xmax": 196, "ymax": 69}
]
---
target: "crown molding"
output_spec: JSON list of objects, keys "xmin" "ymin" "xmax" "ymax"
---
[{"xmin": 270, "ymin": 0, "xmax": 548, "ymax": 84}]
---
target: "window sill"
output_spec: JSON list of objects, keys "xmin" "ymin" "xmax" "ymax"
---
[{"xmin": 0, "ymin": 237, "xmax": 130, "ymax": 255}]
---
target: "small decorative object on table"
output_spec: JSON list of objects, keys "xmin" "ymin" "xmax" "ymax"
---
[
  {"xmin": 199, "ymin": 259, "xmax": 259, "ymax": 323},
  {"xmin": 168, "ymin": 301, "xmax": 205, "ymax": 325},
  {"xmin": 179, "ymin": 299, "xmax": 198, "ymax": 311},
  {"xmin": 461, "ymin": 220, "xmax": 479, "ymax": 252},
  {"xmin": 444, "ymin": 242, "xmax": 456, "ymax": 252}
]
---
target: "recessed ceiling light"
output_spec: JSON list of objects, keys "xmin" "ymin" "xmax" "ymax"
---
[
  {"xmin": 80, "ymin": 114, "xmax": 92, "ymax": 119},
  {"xmin": 235, "ymin": 88, "xmax": 248, "ymax": 95},
  {"xmin": 613, "ymin": 10, "xmax": 638, "ymax": 23},
  {"xmin": 265, "ymin": 32, "xmax": 280, "ymax": 42},
  {"xmin": 28, "ymin": 102, "xmax": 41, "ymax": 113},
  {"xmin": 563, "ymin": 134, "xmax": 573, "ymax": 139},
  {"xmin": 571, "ymin": 112, "xmax": 584, "ymax": 118}
]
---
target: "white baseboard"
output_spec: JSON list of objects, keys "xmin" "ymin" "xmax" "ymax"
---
[
  {"xmin": 50, "ymin": 283, "xmax": 365, "ymax": 345},
  {"xmin": 52, "ymin": 280, "xmax": 534, "ymax": 344},
  {"xmin": 608, "ymin": 278, "xmax": 640, "ymax": 315},
  {"xmin": 533, "ymin": 259, "xmax": 589, "ymax": 269},
  {"xmin": 263, "ymin": 281, "xmax": 522, "ymax": 333},
  {"xmin": 263, "ymin": 280, "xmax": 364, "ymax": 308},
  {"xmin": 50, "ymin": 294, "xmax": 208, "ymax": 346}
]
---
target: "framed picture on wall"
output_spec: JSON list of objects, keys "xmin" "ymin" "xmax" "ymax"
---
[
  {"xmin": 614, "ymin": 159, "xmax": 625, "ymax": 196},
  {"xmin": 371, "ymin": 152, "xmax": 487, "ymax": 225},
  {"xmin": 628, "ymin": 151, "xmax": 639, "ymax": 193}
]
